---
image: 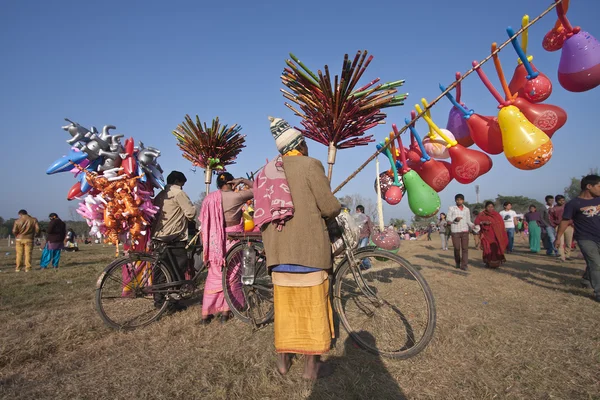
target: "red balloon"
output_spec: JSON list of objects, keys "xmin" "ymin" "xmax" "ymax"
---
[
  {"xmin": 543, "ymin": 28, "xmax": 567, "ymax": 52},
  {"xmin": 384, "ymin": 185, "xmax": 403, "ymax": 205},
  {"xmin": 448, "ymin": 145, "xmax": 493, "ymax": 184},
  {"xmin": 67, "ymin": 182, "xmax": 84, "ymax": 200},
  {"xmin": 508, "ymin": 63, "xmax": 553, "ymax": 103},
  {"xmin": 122, "ymin": 137, "xmax": 137, "ymax": 176},
  {"xmin": 413, "ymin": 159, "xmax": 453, "ymax": 192},
  {"xmin": 512, "ymin": 97, "xmax": 567, "ymax": 138},
  {"xmin": 466, "ymin": 114, "xmax": 503, "ymax": 155}
]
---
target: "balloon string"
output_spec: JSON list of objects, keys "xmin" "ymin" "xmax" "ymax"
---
[
  {"xmin": 417, "ymin": 99, "xmax": 457, "ymax": 147},
  {"xmin": 332, "ymin": 0, "xmax": 564, "ymax": 195},
  {"xmin": 491, "ymin": 43, "xmax": 514, "ymax": 101},
  {"xmin": 555, "ymin": 0, "xmax": 573, "ymax": 33},
  {"xmin": 392, "ymin": 124, "xmax": 410, "ymax": 174},
  {"xmin": 455, "ymin": 72, "xmax": 462, "ymax": 103},
  {"xmin": 440, "ymin": 84, "xmax": 472, "ymax": 117},
  {"xmin": 506, "ymin": 27, "xmax": 538, "ymax": 79},
  {"xmin": 472, "ymin": 60, "xmax": 506, "ymax": 106},
  {"xmin": 405, "ymin": 118, "xmax": 431, "ymax": 162}
]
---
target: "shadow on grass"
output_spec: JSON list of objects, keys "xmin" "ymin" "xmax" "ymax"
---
[{"xmin": 309, "ymin": 332, "xmax": 406, "ymax": 399}]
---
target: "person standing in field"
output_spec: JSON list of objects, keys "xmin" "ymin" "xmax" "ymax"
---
[
  {"xmin": 40, "ymin": 213, "xmax": 66, "ymax": 269},
  {"xmin": 475, "ymin": 201, "xmax": 509, "ymax": 268},
  {"xmin": 257, "ymin": 117, "xmax": 340, "ymax": 380},
  {"xmin": 12, "ymin": 209, "xmax": 40, "ymax": 272},
  {"xmin": 354, "ymin": 205, "xmax": 373, "ymax": 270},
  {"xmin": 554, "ymin": 175, "xmax": 600, "ymax": 302},
  {"xmin": 525, "ymin": 205, "xmax": 545, "ymax": 253},
  {"xmin": 542, "ymin": 195, "xmax": 559, "ymax": 256},
  {"xmin": 447, "ymin": 194, "xmax": 474, "ymax": 271},
  {"xmin": 437, "ymin": 213, "xmax": 449, "ymax": 251},
  {"xmin": 499, "ymin": 201, "xmax": 518, "ymax": 253},
  {"xmin": 550, "ymin": 195, "xmax": 573, "ymax": 261}
]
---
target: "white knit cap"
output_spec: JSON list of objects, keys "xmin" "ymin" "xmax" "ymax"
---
[{"xmin": 268, "ymin": 116, "xmax": 304, "ymax": 154}]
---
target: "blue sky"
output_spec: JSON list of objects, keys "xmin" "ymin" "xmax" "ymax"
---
[{"xmin": 0, "ymin": 0, "xmax": 598, "ymax": 222}]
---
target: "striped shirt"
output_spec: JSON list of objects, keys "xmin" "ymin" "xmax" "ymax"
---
[{"xmin": 447, "ymin": 205, "xmax": 473, "ymax": 233}]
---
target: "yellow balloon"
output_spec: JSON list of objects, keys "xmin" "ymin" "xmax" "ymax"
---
[{"xmin": 498, "ymin": 105, "xmax": 553, "ymax": 170}]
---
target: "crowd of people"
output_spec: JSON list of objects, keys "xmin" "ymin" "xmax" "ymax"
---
[
  {"xmin": 437, "ymin": 175, "xmax": 600, "ymax": 303},
  {"xmin": 8, "ymin": 114, "xmax": 600, "ymax": 379}
]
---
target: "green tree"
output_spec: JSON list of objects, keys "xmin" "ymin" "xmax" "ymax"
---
[
  {"xmin": 389, "ymin": 218, "xmax": 406, "ymax": 229},
  {"xmin": 564, "ymin": 167, "xmax": 599, "ymax": 200},
  {"xmin": 411, "ymin": 214, "xmax": 438, "ymax": 227}
]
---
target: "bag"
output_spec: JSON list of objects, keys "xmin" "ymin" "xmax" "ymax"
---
[{"xmin": 328, "ymin": 211, "xmax": 360, "ymax": 256}]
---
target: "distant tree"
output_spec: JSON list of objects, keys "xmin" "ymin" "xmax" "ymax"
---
[
  {"xmin": 68, "ymin": 206, "xmax": 84, "ymax": 222},
  {"xmin": 337, "ymin": 194, "xmax": 377, "ymax": 221},
  {"xmin": 194, "ymin": 192, "xmax": 207, "ymax": 216},
  {"xmin": 411, "ymin": 214, "xmax": 438, "ymax": 227},
  {"xmin": 389, "ymin": 218, "xmax": 406, "ymax": 229},
  {"xmin": 564, "ymin": 167, "xmax": 599, "ymax": 200},
  {"xmin": 494, "ymin": 195, "xmax": 544, "ymax": 214}
]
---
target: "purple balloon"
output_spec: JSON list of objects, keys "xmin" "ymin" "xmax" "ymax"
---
[
  {"xmin": 558, "ymin": 31, "xmax": 600, "ymax": 92},
  {"xmin": 446, "ymin": 106, "xmax": 471, "ymax": 140}
]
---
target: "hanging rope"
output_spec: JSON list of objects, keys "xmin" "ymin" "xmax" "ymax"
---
[{"xmin": 332, "ymin": 0, "xmax": 563, "ymax": 194}]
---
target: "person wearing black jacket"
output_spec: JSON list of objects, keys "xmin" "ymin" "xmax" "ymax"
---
[{"xmin": 40, "ymin": 213, "xmax": 67, "ymax": 269}]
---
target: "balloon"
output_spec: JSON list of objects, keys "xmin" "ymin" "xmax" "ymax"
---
[
  {"xmin": 448, "ymin": 145, "xmax": 493, "ymax": 184},
  {"xmin": 543, "ymin": 28, "xmax": 568, "ymax": 52},
  {"xmin": 511, "ymin": 97, "xmax": 567, "ymax": 138},
  {"xmin": 122, "ymin": 137, "xmax": 137, "ymax": 176},
  {"xmin": 466, "ymin": 114, "xmax": 503, "ymax": 155},
  {"xmin": 507, "ymin": 63, "xmax": 553, "ymax": 104},
  {"xmin": 243, "ymin": 210, "xmax": 255, "ymax": 232},
  {"xmin": 67, "ymin": 182, "xmax": 85, "ymax": 200},
  {"xmin": 62, "ymin": 118, "xmax": 93, "ymax": 146},
  {"xmin": 371, "ymin": 228, "xmax": 401, "ymax": 252},
  {"xmin": 446, "ymin": 106, "xmax": 474, "ymax": 147},
  {"xmin": 384, "ymin": 185, "xmax": 403, "ymax": 205},
  {"xmin": 423, "ymin": 129, "xmax": 454, "ymax": 159},
  {"xmin": 558, "ymin": 31, "xmax": 600, "ymax": 92},
  {"xmin": 374, "ymin": 170, "xmax": 394, "ymax": 199},
  {"xmin": 46, "ymin": 148, "xmax": 88, "ymax": 174},
  {"xmin": 402, "ymin": 170, "xmax": 440, "ymax": 217},
  {"xmin": 497, "ymin": 105, "xmax": 553, "ymax": 170},
  {"xmin": 506, "ymin": 26, "xmax": 553, "ymax": 103},
  {"xmin": 414, "ymin": 159, "xmax": 453, "ymax": 193}
]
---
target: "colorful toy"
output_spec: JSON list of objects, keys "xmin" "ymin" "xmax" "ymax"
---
[
  {"xmin": 376, "ymin": 136, "xmax": 406, "ymax": 205},
  {"xmin": 543, "ymin": 0, "xmax": 570, "ymax": 52},
  {"xmin": 280, "ymin": 51, "xmax": 407, "ymax": 180},
  {"xmin": 445, "ymin": 72, "xmax": 474, "ymax": 147},
  {"xmin": 391, "ymin": 124, "xmax": 440, "ymax": 217},
  {"xmin": 405, "ymin": 113, "xmax": 453, "ymax": 193},
  {"xmin": 551, "ymin": 0, "xmax": 600, "ymax": 92},
  {"xmin": 173, "ymin": 115, "xmax": 246, "ymax": 194},
  {"xmin": 507, "ymin": 18, "xmax": 553, "ymax": 103},
  {"xmin": 416, "ymin": 100, "xmax": 492, "ymax": 185}
]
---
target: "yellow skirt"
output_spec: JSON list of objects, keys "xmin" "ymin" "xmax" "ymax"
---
[{"xmin": 273, "ymin": 278, "xmax": 334, "ymax": 355}]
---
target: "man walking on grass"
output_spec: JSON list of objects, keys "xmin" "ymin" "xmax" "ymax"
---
[
  {"xmin": 12, "ymin": 210, "xmax": 40, "ymax": 272},
  {"xmin": 542, "ymin": 195, "xmax": 559, "ymax": 257},
  {"xmin": 555, "ymin": 175, "xmax": 600, "ymax": 302},
  {"xmin": 40, "ymin": 213, "xmax": 66, "ymax": 269},
  {"xmin": 447, "ymin": 194, "xmax": 474, "ymax": 271},
  {"xmin": 499, "ymin": 201, "xmax": 518, "ymax": 253}
]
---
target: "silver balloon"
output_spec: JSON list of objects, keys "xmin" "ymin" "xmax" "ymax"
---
[{"xmin": 62, "ymin": 118, "xmax": 92, "ymax": 146}]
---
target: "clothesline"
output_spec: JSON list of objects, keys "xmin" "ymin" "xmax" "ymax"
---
[{"xmin": 332, "ymin": 0, "xmax": 564, "ymax": 195}]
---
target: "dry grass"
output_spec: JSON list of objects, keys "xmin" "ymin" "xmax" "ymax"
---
[{"xmin": 0, "ymin": 237, "xmax": 599, "ymax": 400}]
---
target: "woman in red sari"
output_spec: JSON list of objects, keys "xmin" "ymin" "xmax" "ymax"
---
[{"xmin": 475, "ymin": 201, "xmax": 509, "ymax": 268}]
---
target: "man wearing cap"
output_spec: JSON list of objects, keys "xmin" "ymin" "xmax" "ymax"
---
[
  {"xmin": 40, "ymin": 213, "xmax": 67, "ymax": 269},
  {"xmin": 12, "ymin": 209, "xmax": 40, "ymax": 272},
  {"xmin": 258, "ymin": 117, "xmax": 341, "ymax": 380}
]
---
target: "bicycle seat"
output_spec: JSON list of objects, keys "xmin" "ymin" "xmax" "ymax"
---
[{"xmin": 227, "ymin": 231, "xmax": 262, "ymax": 241}]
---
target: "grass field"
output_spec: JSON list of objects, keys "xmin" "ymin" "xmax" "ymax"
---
[{"xmin": 1, "ymin": 237, "xmax": 599, "ymax": 400}]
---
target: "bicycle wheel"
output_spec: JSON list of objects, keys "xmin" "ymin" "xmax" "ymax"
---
[
  {"xmin": 333, "ymin": 247, "xmax": 436, "ymax": 359},
  {"xmin": 95, "ymin": 253, "xmax": 173, "ymax": 330},
  {"xmin": 222, "ymin": 241, "xmax": 274, "ymax": 325}
]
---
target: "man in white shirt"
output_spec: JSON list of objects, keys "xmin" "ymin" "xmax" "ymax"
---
[
  {"xmin": 499, "ymin": 201, "xmax": 518, "ymax": 253},
  {"xmin": 447, "ymin": 194, "xmax": 474, "ymax": 271}
]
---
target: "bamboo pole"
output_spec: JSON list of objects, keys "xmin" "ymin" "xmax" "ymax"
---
[
  {"xmin": 204, "ymin": 167, "xmax": 212, "ymax": 195},
  {"xmin": 332, "ymin": 0, "xmax": 562, "ymax": 194}
]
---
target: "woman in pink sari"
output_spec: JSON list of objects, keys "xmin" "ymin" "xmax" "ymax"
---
[{"xmin": 200, "ymin": 172, "xmax": 254, "ymax": 325}]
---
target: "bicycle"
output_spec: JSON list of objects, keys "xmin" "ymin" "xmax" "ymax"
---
[
  {"xmin": 223, "ymin": 217, "xmax": 436, "ymax": 360},
  {"xmin": 95, "ymin": 232, "xmax": 272, "ymax": 330}
]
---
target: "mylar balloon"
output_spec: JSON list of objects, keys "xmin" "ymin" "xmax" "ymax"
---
[{"xmin": 497, "ymin": 105, "xmax": 553, "ymax": 170}]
